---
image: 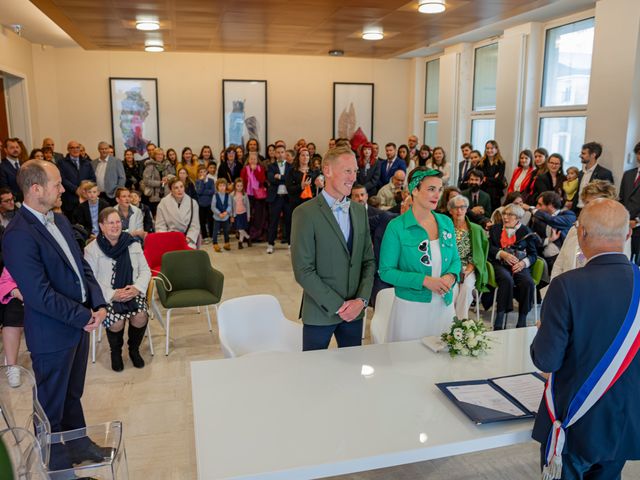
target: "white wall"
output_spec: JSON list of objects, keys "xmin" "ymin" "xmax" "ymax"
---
[{"xmin": 28, "ymin": 48, "xmax": 412, "ymax": 157}]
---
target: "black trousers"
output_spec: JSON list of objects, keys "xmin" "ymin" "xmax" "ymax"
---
[
  {"xmin": 302, "ymin": 319, "xmax": 363, "ymax": 351},
  {"xmin": 267, "ymin": 194, "xmax": 291, "ymax": 245},
  {"xmin": 199, "ymin": 205, "xmax": 213, "ymax": 239},
  {"xmin": 540, "ymin": 446, "xmax": 625, "ymax": 480},
  {"xmin": 493, "ymin": 263, "xmax": 534, "ymax": 315}
]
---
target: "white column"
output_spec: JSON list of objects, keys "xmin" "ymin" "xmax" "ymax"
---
[{"xmin": 585, "ymin": 0, "xmax": 640, "ymax": 183}]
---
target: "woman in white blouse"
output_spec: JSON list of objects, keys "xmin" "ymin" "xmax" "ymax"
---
[{"xmin": 85, "ymin": 207, "xmax": 151, "ymax": 372}]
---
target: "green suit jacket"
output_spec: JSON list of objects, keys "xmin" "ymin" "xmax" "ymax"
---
[{"xmin": 291, "ymin": 194, "xmax": 376, "ymax": 326}]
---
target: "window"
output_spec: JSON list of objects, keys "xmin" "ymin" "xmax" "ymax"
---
[
  {"xmin": 473, "ymin": 43, "xmax": 498, "ymax": 112},
  {"xmin": 424, "ymin": 120, "xmax": 438, "ymax": 147},
  {"xmin": 471, "ymin": 119, "xmax": 496, "ymax": 153},
  {"xmin": 424, "ymin": 59, "xmax": 440, "ymax": 115},
  {"xmin": 541, "ymin": 18, "xmax": 595, "ymax": 107},
  {"xmin": 539, "ymin": 116, "xmax": 586, "ymax": 170},
  {"xmin": 470, "ymin": 43, "xmax": 498, "ymax": 153},
  {"xmin": 538, "ymin": 18, "xmax": 594, "ymax": 166},
  {"xmin": 423, "ymin": 58, "xmax": 440, "ymax": 146}
]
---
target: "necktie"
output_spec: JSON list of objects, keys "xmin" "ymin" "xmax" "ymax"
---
[
  {"xmin": 634, "ymin": 173, "xmax": 640, "ymax": 188},
  {"xmin": 462, "ymin": 160, "xmax": 468, "ymax": 179},
  {"xmin": 332, "ymin": 198, "xmax": 350, "ymax": 214},
  {"xmin": 387, "ymin": 160, "xmax": 393, "ymax": 173},
  {"xmin": 473, "ymin": 193, "xmax": 478, "ymax": 205}
]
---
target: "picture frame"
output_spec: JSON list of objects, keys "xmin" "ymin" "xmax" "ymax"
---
[
  {"xmin": 109, "ymin": 78, "xmax": 159, "ymax": 160},
  {"xmin": 333, "ymin": 82, "xmax": 374, "ymax": 142},
  {"xmin": 222, "ymin": 79, "xmax": 268, "ymax": 156}
]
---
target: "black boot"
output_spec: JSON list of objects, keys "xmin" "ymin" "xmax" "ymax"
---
[
  {"xmin": 105, "ymin": 329, "xmax": 124, "ymax": 372},
  {"xmin": 128, "ymin": 324, "xmax": 147, "ymax": 368},
  {"xmin": 493, "ymin": 312, "xmax": 505, "ymax": 331}
]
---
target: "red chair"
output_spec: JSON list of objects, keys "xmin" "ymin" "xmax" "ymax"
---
[{"xmin": 143, "ymin": 232, "xmax": 192, "ymax": 325}]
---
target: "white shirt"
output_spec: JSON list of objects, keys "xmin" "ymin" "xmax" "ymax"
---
[
  {"xmin": 276, "ymin": 161, "xmax": 287, "ymax": 195},
  {"xmin": 321, "ymin": 189, "xmax": 350, "ymax": 242},
  {"xmin": 577, "ymin": 163, "xmax": 597, "ymax": 208},
  {"xmin": 23, "ymin": 203, "xmax": 87, "ymax": 302},
  {"xmin": 513, "ymin": 168, "xmax": 530, "ymax": 193},
  {"xmin": 95, "ymin": 157, "xmax": 109, "ymax": 193}
]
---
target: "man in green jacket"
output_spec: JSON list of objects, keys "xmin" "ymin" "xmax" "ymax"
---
[{"xmin": 291, "ymin": 145, "xmax": 376, "ymax": 351}]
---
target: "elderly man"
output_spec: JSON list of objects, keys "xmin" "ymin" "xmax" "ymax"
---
[
  {"xmin": 0, "ymin": 138, "xmax": 23, "ymax": 202},
  {"xmin": 93, "ymin": 141, "xmax": 125, "ymax": 204},
  {"xmin": 42, "ymin": 137, "xmax": 65, "ymax": 164},
  {"xmin": 531, "ymin": 199, "xmax": 640, "ymax": 480},
  {"xmin": 377, "ymin": 170, "xmax": 406, "ymax": 211},
  {"xmin": 59, "ymin": 140, "xmax": 96, "ymax": 219}
]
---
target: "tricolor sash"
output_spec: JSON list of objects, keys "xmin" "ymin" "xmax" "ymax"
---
[{"xmin": 542, "ymin": 263, "xmax": 640, "ymax": 479}]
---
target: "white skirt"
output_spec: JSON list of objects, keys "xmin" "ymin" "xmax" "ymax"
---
[{"xmin": 386, "ymin": 295, "xmax": 455, "ymax": 342}]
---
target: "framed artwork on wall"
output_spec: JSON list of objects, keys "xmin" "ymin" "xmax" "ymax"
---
[
  {"xmin": 222, "ymin": 79, "xmax": 267, "ymax": 156},
  {"xmin": 109, "ymin": 77, "xmax": 159, "ymax": 160},
  {"xmin": 333, "ymin": 82, "xmax": 374, "ymax": 142}
]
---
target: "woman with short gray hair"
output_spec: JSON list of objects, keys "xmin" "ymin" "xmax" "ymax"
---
[{"xmin": 488, "ymin": 203, "xmax": 538, "ymax": 330}]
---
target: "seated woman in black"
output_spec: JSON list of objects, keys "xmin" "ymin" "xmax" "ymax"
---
[{"xmin": 488, "ymin": 203, "xmax": 538, "ymax": 330}]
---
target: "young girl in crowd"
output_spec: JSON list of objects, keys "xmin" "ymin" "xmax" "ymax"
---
[
  {"xmin": 563, "ymin": 166, "xmax": 580, "ymax": 210},
  {"xmin": 231, "ymin": 178, "xmax": 251, "ymax": 249},
  {"xmin": 211, "ymin": 178, "xmax": 232, "ymax": 252},
  {"xmin": 178, "ymin": 167, "xmax": 198, "ymax": 199}
]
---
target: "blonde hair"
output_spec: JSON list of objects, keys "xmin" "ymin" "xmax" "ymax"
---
[
  {"xmin": 580, "ymin": 180, "xmax": 617, "ymax": 203},
  {"xmin": 322, "ymin": 145, "xmax": 355, "ymax": 168}
]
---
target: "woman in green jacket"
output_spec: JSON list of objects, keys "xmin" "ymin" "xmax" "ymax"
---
[
  {"xmin": 447, "ymin": 194, "xmax": 489, "ymax": 320},
  {"xmin": 379, "ymin": 168, "xmax": 461, "ymax": 342}
]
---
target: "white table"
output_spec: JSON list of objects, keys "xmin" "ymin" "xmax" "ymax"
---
[{"xmin": 191, "ymin": 327, "xmax": 539, "ymax": 480}]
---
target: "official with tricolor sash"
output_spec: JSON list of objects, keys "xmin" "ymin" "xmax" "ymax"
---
[{"xmin": 531, "ymin": 198, "xmax": 640, "ymax": 480}]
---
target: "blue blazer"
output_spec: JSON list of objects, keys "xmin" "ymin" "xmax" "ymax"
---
[
  {"xmin": 377, "ymin": 157, "xmax": 406, "ymax": 189},
  {"xmin": 0, "ymin": 159, "xmax": 21, "ymax": 201},
  {"xmin": 58, "ymin": 155, "xmax": 97, "ymax": 210},
  {"xmin": 531, "ymin": 253, "xmax": 640, "ymax": 462},
  {"xmin": 2, "ymin": 207, "xmax": 106, "ymax": 354},
  {"xmin": 266, "ymin": 162, "xmax": 292, "ymax": 203}
]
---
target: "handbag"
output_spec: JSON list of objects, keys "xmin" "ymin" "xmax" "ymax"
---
[
  {"xmin": 254, "ymin": 186, "xmax": 267, "ymax": 200},
  {"xmin": 501, "ymin": 232, "xmax": 537, "ymax": 264}
]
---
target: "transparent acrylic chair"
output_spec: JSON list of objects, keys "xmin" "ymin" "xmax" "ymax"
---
[
  {"xmin": 0, "ymin": 366, "xmax": 128, "ymax": 479},
  {"xmin": 0, "ymin": 427, "xmax": 50, "ymax": 479}
]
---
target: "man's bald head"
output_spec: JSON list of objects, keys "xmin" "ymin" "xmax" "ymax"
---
[{"xmin": 578, "ymin": 198, "xmax": 630, "ymax": 257}]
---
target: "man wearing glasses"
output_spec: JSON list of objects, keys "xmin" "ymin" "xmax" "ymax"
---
[
  {"xmin": 59, "ymin": 140, "xmax": 96, "ymax": 219},
  {"xmin": 0, "ymin": 188, "xmax": 18, "ymax": 227}
]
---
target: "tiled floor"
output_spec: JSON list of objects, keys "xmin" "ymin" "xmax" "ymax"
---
[{"xmin": 11, "ymin": 242, "xmax": 640, "ymax": 479}]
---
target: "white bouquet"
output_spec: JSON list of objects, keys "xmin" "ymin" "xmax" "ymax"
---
[{"xmin": 440, "ymin": 317, "xmax": 490, "ymax": 358}]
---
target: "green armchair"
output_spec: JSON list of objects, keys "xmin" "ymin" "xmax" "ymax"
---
[{"xmin": 156, "ymin": 250, "xmax": 225, "ymax": 355}]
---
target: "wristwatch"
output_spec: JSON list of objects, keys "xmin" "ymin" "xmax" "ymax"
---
[{"xmin": 358, "ymin": 297, "xmax": 369, "ymax": 308}]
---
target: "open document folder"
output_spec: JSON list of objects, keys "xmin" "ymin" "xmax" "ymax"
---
[{"xmin": 436, "ymin": 372, "xmax": 546, "ymax": 424}]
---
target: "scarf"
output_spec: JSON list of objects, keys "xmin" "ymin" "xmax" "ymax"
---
[
  {"xmin": 97, "ymin": 232, "xmax": 137, "ymax": 314},
  {"xmin": 500, "ymin": 227, "xmax": 518, "ymax": 248},
  {"xmin": 245, "ymin": 167, "xmax": 259, "ymax": 196}
]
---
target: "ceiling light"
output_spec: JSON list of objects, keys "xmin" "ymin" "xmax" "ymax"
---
[
  {"xmin": 136, "ymin": 20, "xmax": 160, "ymax": 31},
  {"xmin": 418, "ymin": 0, "xmax": 446, "ymax": 14},
  {"xmin": 362, "ymin": 27, "xmax": 384, "ymax": 41},
  {"xmin": 328, "ymin": 49, "xmax": 344, "ymax": 56},
  {"xmin": 144, "ymin": 40, "xmax": 164, "ymax": 52}
]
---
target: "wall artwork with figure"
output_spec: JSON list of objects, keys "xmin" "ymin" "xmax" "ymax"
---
[
  {"xmin": 109, "ymin": 78, "xmax": 159, "ymax": 160},
  {"xmin": 333, "ymin": 82, "xmax": 374, "ymax": 144},
  {"xmin": 223, "ymin": 80, "xmax": 267, "ymax": 156}
]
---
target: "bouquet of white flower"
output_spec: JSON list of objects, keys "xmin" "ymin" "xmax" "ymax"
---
[{"xmin": 440, "ymin": 317, "xmax": 490, "ymax": 358}]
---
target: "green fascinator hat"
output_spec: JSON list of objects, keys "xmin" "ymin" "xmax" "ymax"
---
[{"xmin": 408, "ymin": 168, "xmax": 442, "ymax": 193}]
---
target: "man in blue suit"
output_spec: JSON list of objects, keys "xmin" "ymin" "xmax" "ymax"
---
[
  {"xmin": 376, "ymin": 142, "xmax": 406, "ymax": 190},
  {"xmin": 266, "ymin": 145, "xmax": 292, "ymax": 253},
  {"xmin": 3, "ymin": 160, "xmax": 108, "ymax": 471},
  {"xmin": 58, "ymin": 140, "xmax": 96, "ymax": 219},
  {"xmin": 0, "ymin": 137, "xmax": 23, "ymax": 202},
  {"xmin": 531, "ymin": 199, "xmax": 640, "ymax": 479}
]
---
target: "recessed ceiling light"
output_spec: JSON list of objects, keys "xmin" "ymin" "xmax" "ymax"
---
[
  {"xmin": 362, "ymin": 27, "xmax": 384, "ymax": 41},
  {"xmin": 136, "ymin": 20, "xmax": 160, "ymax": 31},
  {"xmin": 328, "ymin": 49, "xmax": 345, "ymax": 56},
  {"xmin": 418, "ymin": 0, "xmax": 446, "ymax": 14},
  {"xmin": 144, "ymin": 40, "xmax": 164, "ymax": 52}
]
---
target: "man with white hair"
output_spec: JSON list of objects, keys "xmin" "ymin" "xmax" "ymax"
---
[
  {"xmin": 92, "ymin": 141, "xmax": 125, "ymax": 205},
  {"xmin": 531, "ymin": 199, "xmax": 640, "ymax": 479}
]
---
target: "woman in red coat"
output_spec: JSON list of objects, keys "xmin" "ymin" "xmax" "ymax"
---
[
  {"xmin": 507, "ymin": 149, "xmax": 534, "ymax": 194},
  {"xmin": 240, "ymin": 152, "xmax": 268, "ymax": 242}
]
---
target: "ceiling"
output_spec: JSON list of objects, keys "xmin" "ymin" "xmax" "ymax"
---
[
  {"xmin": 18, "ymin": 0, "xmax": 590, "ymax": 59},
  {"xmin": 0, "ymin": 0, "xmax": 76, "ymax": 47}
]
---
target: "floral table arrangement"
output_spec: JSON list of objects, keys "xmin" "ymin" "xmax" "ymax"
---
[{"xmin": 441, "ymin": 317, "xmax": 490, "ymax": 357}]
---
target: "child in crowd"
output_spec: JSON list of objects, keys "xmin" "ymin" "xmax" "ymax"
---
[
  {"xmin": 231, "ymin": 178, "xmax": 251, "ymax": 249},
  {"xmin": 196, "ymin": 166, "xmax": 215, "ymax": 244},
  {"xmin": 563, "ymin": 166, "xmax": 580, "ymax": 210},
  {"xmin": 211, "ymin": 178, "xmax": 232, "ymax": 252},
  {"xmin": 207, "ymin": 162, "xmax": 218, "ymax": 183},
  {"xmin": 130, "ymin": 189, "xmax": 155, "ymax": 233}
]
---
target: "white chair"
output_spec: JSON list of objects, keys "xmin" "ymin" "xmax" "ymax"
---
[
  {"xmin": 370, "ymin": 288, "xmax": 395, "ymax": 344},
  {"xmin": 91, "ymin": 322, "xmax": 154, "ymax": 364},
  {"xmin": 217, "ymin": 295, "xmax": 302, "ymax": 358}
]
